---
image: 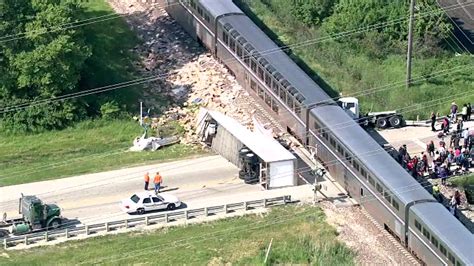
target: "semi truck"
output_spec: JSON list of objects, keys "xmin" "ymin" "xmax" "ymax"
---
[
  {"xmin": 338, "ymin": 97, "xmax": 404, "ymax": 129},
  {"xmin": 5, "ymin": 194, "xmax": 63, "ymax": 234}
]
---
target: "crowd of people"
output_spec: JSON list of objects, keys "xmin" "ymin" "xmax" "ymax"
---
[{"xmin": 396, "ymin": 107, "xmax": 473, "ymax": 217}]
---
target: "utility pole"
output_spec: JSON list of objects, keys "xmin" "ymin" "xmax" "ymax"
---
[
  {"xmin": 139, "ymin": 101, "xmax": 143, "ymax": 126},
  {"xmin": 406, "ymin": 0, "xmax": 415, "ymax": 88}
]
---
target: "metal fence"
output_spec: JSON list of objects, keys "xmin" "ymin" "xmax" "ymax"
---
[{"xmin": 2, "ymin": 195, "xmax": 291, "ymax": 249}]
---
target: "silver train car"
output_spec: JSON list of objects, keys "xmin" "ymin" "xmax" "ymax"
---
[{"xmin": 162, "ymin": 0, "xmax": 474, "ymax": 265}]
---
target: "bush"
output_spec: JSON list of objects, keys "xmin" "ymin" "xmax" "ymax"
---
[
  {"xmin": 100, "ymin": 101, "xmax": 121, "ymax": 119},
  {"xmin": 290, "ymin": 0, "xmax": 337, "ymax": 26}
]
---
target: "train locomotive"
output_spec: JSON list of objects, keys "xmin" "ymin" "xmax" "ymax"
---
[{"xmin": 162, "ymin": 0, "xmax": 474, "ymax": 265}]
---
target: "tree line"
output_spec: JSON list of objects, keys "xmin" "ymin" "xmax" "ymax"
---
[{"xmin": 0, "ymin": 0, "xmax": 135, "ymax": 133}]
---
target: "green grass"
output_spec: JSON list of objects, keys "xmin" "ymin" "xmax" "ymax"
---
[
  {"xmin": 79, "ymin": 0, "xmax": 142, "ymax": 110},
  {"xmin": 450, "ymin": 173, "xmax": 474, "ymax": 188},
  {"xmin": 235, "ymin": 0, "xmax": 474, "ymax": 119},
  {"xmin": 0, "ymin": 206, "xmax": 355, "ymax": 265},
  {"xmin": 0, "ymin": 119, "xmax": 202, "ymax": 187}
]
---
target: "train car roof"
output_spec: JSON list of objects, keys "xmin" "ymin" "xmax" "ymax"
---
[
  {"xmin": 199, "ymin": 0, "xmax": 243, "ymax": 17},
  {"xmin": 411, "ymin": 202, "xmax": 474, "ymax": 264},
  {"xmin": 313, "ymin": 105, "xmax": 433, "ymax": 204},
  {"xmin": 219, "ymin": 15, "xmax": 332, "ymax": 105}
]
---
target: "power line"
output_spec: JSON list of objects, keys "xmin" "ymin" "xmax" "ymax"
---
[{"xmin": 0, "ymin": 1, "xmax": 471, "ymax": 113}]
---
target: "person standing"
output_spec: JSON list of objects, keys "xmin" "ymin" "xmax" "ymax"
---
[
  {"xmin": 144, "ymin": 172, "xmax": 150, "ymax": 191},
  {"xmin": 450, "ymin": 102, "xmax": 458, "ymax": 122},
  {"xmin": 154, "ymin": 172, "xmax": 163, "ymax": 194},
  {"xmin": 430, "ymin": 112, "xmax": 436, "ymax": 131},
  {"xmin": 461, "ymin": 104, "xmax": 468, "ymax": 121},
  {"xmin": 427, "ymin": 140, "xmax": 435, "ymax": 157},
  {"xmin": 467, "ymin": 103, "xmax": 472, "ymax": 121}
]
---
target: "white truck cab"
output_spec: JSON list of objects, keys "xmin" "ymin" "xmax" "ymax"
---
[{"xmin": 337, "ymin": 97, "xmax": 404, "ymax": 129}]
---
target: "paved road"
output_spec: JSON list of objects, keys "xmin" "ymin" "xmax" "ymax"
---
[
  {"xmin": 375, "ymin": 120, "xmax": 474, "ymax": 156},
  {"xmin": 0, "ymin": 156, "xmax": 264, "ymax": 224}
]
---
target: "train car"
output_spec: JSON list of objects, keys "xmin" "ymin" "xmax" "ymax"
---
[
  {"xmin": 165, "ymin": 0, "xmax": 243, "ymax": 52},
  {"xmin": 308, "ymin": 105, "xmax": 436, "ymax": 243},
  {"xmin": 161, "ymin": 1, "xmax": 473, "ymax": 264},
  {"xmin": 215, "ymin": 14, "xmax": 333, "ymax": 142},
  {"xmin": 408, "ymin": 202, "xmax": 474, "ymax": 265}
]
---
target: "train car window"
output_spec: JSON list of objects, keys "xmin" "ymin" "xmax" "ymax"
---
[
  {"xmin": 258, "ymin": 66, "xmax": 264, "ymax": 80},
  {"xmin": 430, "ymin": 236, "xmax": 438, "ymax": 248},
  {"xmin": 384, "ymin": 191, "xmax": 391, "ymax": 202},
  {"xmin": 250, "ymin": 79, "xmax": 257, "ymax": 91},
  {"xmin": 345, "ymin": 152, "xmax": 352, "ymax": 163},
  {"xmin": 191, "ymin": 0, "xmax": 196, "ymax": 9},
  {"xmin": 279, "ymin": 85, "xmax": 286, "ymax": 102},
  {"xmin": 251, "ymin": 59, "xmax": 257, "ymax": 73},
  {"xmin": 352, "ymin": 161, "xmax": 360, "ymax": 171},
  {"xmin": 197, "ymin": 6, "xmax": 203, "ymax": 16},
  {"xmin": 336, "ymin": 144, "xmax": 343, "ymax": 155},
  {"xmin": 271, "ymin": 80, "xmax": 279, "ymax": 94},
  {"xmin": 456, "ymin": 260, "xmax": 462, "ymax": 266},
  {"xmin": 392, "ymin": 200, "xmax": 399, "ymax": 211},
  {"xmin": 204, "ymin": 13, "xmax": 210, "ymax": 22},
  {"xmin": 236, "ymin": 45, "xmax": 243, "ymax": 58},
  {"xmin": 323, "ymin": 131, "xmax": 329, "ymax": 140},
  {"xmin": 229, "ymin": 38, "xmax": 236, "ymax": 52},
  {"xmin": 271, "ymin": 99, "xmax": 279, "ymax": 114},
  {"xmin": 414, "ymin": 219, "xmax": 421, "ymax": 231},
  {"xmin": 376, "ymin": 183, "xmax": 383, "ymax": 194},
  {"xmin": 287, "ymin": 95, "xmax": 294, "ymax": 110},
  {"xmin": 360, "ymin": 188, "xmax": 364, "ymax": 196},
  {"xmin": 360, "ymin": 168, "xmax": 366, "ymax": 178},
  {"xmin": 294, "ymin": 103, "xmax": 301, "ymax": 115},
  {"xmin": 329, "ymin": 137, "xmax": 336, "ymax": 148},
  {"xmin": 223, "ymin": 32, "xmax": 229, "ymax": 45},
  {"xmin": 265, "ymin": 92, "xmax": 272, "ymax": 107},
  {"xmin": 265, "ymin": 73, "xmax": 271, "ymax": 87},
  {"xmin": 368, "ymin": 175, "xmax": 375, "ymax": 186},
  {"xmin": 448, "ymin": 253, "xmax": 455, "ymax": 264},
  {"xmin": 257, "ymin": 86, "xmax": 264, "ymax": 99},
  {"xmin": 243, "ymin": 51, "xmax": 250, "ymax": 66},
  {"xmin": 422, "ymin": 228, "xmax": 430, "ymax": 239},
  {"xmin": 439, "ymin": 244, "xmax": 447, "ymax": 256}
]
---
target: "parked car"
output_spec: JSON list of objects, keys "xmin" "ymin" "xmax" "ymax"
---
[{"xmin": 120, "ymin": 192, "xmax": 181, "ymax": 214}]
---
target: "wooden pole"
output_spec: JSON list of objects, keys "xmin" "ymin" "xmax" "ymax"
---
[{"xmin": 406, "ymin": 0, "xmax": 415, "ymax": 88}]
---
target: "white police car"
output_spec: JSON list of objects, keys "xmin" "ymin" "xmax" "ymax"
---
[{"xmin": 120, "ymin": 191, "xmax": 181, "ymax": 214}]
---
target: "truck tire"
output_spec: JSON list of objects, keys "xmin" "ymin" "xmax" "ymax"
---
[
  {"xmin": 376, "ymin": 117, "xmax": 388, "ymax": 129},
  {"xmin": 49, "ymin": 218, "xmax": 61, "ymax": 229},
  {"xmin": 389, "ymin": 115, "xmax": 402, "ymax": 128}
]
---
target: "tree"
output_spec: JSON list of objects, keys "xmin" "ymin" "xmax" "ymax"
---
[
  {"xmin": 322, "ymin": 0, "xmax": 453, "ymax": 57},
  {"xmin": 0, "ymin": 0, "xmax": 91, "ymax": 132},
  {"xmin": 290, "ymin": 0, "xmax": 337, "ymax": 26}
]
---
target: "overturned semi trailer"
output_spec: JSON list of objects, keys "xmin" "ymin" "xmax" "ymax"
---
[{"xmin": 197, "ymin": 108, "xmax": 297, "ymax": 189}]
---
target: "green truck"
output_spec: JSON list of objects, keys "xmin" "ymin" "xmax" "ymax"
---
[{"xmin": 10, "ymin": 194, "xmax": 62, "ymax": 234}]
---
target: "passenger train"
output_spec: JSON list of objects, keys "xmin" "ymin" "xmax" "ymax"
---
[{"xmin": 162, "ymin": 0, "xmax": 474, "ymax": 264}]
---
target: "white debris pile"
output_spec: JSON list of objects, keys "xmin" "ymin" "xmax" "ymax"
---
[{"xmin": 107, "ymin": 0, "xmax": 283, "ymax": 147}]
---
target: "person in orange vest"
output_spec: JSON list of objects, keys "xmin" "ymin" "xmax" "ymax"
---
[
  {"xmin": 154, "ymin": 172, "xmax": 162, "ymax": 194},
  {"xmin": 144, "ymin": 172, "xmax": 150, "ymax": 191}
]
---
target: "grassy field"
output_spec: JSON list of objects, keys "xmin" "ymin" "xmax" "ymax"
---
[
  {"xmin": 0, "ymin": 119, "xmax": 202, "ymax": 187},
  {"xmin": 451, "ymin": 173, "xmax": 474, "ymax": 188},
  {"xmin": 79, "ymin": 0, "xmax": 142, "ymax": 108},
  {"xmin": 235, "ymin": 0, "xmax": 474, "ymax": 119},
  {"xmin": 0, "ymin": 1, "xmax": 204, "ymax": 186},
  {"xmin": 0, "ymin": 206, "xmax": 355, "ymax": 265}
]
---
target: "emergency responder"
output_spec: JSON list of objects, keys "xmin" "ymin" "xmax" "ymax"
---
[
  {"xmin": 144, "ymin": 172, "xmax": 150, "ymax": 191},
  {"xmin": 154, "ymin": 172, "xmax": 162, "ymax": 194},
  {"xmin": 432, "ymin": 183, "xmax": 442, "ymax": 203}
]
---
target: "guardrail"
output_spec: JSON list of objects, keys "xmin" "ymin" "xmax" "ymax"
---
[{"xmin": 2, "ymin": 195, "xmax": 291, "ymax": 249}]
